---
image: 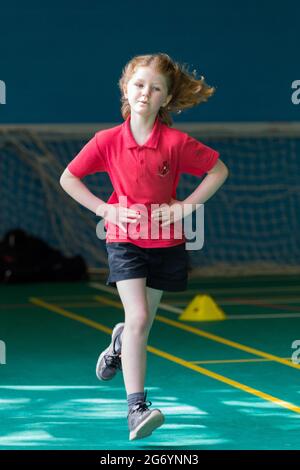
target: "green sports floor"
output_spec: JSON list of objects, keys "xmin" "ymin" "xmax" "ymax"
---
[{"xmin": 1, "ymin": 275, "xmax": 300, "ymax": 450}]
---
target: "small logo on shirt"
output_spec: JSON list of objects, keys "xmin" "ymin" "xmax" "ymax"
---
[{"xmin": 158, "ymin": 160, "xmax": 170, "ymax": 177}]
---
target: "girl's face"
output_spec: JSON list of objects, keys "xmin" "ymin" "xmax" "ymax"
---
[{"xmin": 124, "ymin": 66, "xmax": 172, "ymax": 118}]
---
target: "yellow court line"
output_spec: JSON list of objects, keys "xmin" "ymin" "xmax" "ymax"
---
[
  {"xmin": 146, "ymin": 346, "xmax": 300, "ymax": 414},
  {"xmin": 52, "ymin": 302, "xmax": 107, "ymax": 308},
  {"xmin": 30, "ymin": 297, "xmax": 112, "ymax": 335},
  {"xmin": 156, "ymin": 314, "xmax": 300, "ymax": 371},
  {"xmin": 95, "ymin": 297, "xmax": 122, "ymax": 309},
  {"xmin": 192, "ymin": 357, "xmax": 292, "ymax": 365},
  {"xmin": 29, "ymin": 296, "xmax": 300, "ymax": 415},
  {"xmin": 94, "ymin": 295, "xmax": 300, "ymax": 372}
]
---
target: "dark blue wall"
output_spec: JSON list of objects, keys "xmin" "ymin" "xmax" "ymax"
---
[{"xmin": 1, "ymin": 0, "xmax": 299, "ymax": 123}]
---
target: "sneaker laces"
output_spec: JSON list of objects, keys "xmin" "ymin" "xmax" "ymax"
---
[
  {"xmin": 129, "ymin": 391, "xmax": 152, "ymax": 414},
  {"xmin": 104, "ymin": 354, "xmax": 122, "ymax": 370}
]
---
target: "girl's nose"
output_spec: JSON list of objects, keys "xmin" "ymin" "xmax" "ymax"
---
[{"xmin": 142, "ymin": 87, "xmax": 151, "ymax": 96}]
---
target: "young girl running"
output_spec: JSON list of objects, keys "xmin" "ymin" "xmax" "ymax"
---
[{"xmin": 60, "ymin": 53, "xmax": 229, "ymax": 441}]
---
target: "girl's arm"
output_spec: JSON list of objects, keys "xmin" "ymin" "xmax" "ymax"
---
[
  {"xmin": 152, "ymin": 159, "xmax": 229, "ymax": 225},
  {"xmin": 182, "ymin": 159, "xmax": 229, "ymax": 209},
  {"xmin": 60, "ymin": 168, "xmax": 108, "ymax": 217}
]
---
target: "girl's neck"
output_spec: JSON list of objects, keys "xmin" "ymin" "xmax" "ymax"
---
[{"xmin": 129, "ymin": 112, "xmax": 158, "ymax": 137}]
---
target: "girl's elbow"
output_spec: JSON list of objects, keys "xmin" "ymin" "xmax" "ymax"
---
[
  {"xmin": 223, "ymin": 164, "xmax": 229, "ymax": 179},
  {"xmin": 218, "ymin": 160, "xmax": 229, "ymax": 180},
  {"xmin": 59, "ymin": 168, "xmax": 76, "ymax": 187},
  {"xmin": 59, "ymin": 172, "xmax": 67, "ymax": 188},
  {"xmin": 208, "ymin": 159, "xmax": 228, "ymax": 178}
]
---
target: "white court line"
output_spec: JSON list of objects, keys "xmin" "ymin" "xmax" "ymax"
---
[
  {"xmin": 89, "ymin": 282, "xmax": 300, "ymax": 296},
  {"xmin": 218, "ymin": 298, "xmax": 300, "ymax": 305},
  {"xmin": 221, "ymin": 312, "xmax": 300, "ymax": 320},
  {"xmin": 0, "ymin": 386, "xmax": 104, "ymax": 390},
  {"xmin": 29, "ymin": 295, "xmax": 300, "ymax": 306},
  {"xmin": 166, "ymin": 285, "xmax": 300, "ymax": 295},
  {"xmin": 88, "ymin": 282, "xmax": 300, "ymax": 321},
  {"xmin": 170, "ymin": 298, "xmax": 300, "ymax": 307}
]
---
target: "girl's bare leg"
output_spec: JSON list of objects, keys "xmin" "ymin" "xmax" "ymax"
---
[{"xmin": 116, "ymin": 278, "xmax": 163, "ymax": 394}]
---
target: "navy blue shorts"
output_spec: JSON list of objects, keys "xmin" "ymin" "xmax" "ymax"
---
[{"xmin": 105, "ymin": 242, "xmax": 189, "ymax": 292}]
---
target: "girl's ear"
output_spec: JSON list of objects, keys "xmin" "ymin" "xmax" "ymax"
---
[
  {"xmin": 123, "ymin": 84, "xmax": 128, "ymax": 99},
  {"xmin": 163, "ymin": 95, "xmax": 173, "ymax": 107}
]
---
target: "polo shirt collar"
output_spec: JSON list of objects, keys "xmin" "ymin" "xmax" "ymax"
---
[{"xmin": 123, "ymin": 114, "xmax": 162, "ymax": 149}]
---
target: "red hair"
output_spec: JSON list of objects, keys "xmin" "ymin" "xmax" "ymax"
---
[{"xmin": 118, "ymin": 52, "xmax": 215, "ymax": 127}]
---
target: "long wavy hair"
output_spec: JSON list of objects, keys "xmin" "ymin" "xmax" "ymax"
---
[{"xmin": 118, "ymin": 52, "xmax": 215, "ymax": 127}]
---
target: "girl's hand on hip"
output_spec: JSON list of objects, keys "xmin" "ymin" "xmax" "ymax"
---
[
  {"xmin": 151, "ymin": 198, "xmax": 184, "ymax": 227},
  {"xmin": 102, "ymin": 204, "xmax": 141, "ymax": 234}
]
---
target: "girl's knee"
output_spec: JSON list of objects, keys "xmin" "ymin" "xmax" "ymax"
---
[{"xmin": 125, "ymin": 312, "xmax": 151, "ymax": 336}]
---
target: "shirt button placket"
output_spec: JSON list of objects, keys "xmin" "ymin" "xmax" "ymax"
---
[
  {"xmin": 135, "ymin": 148, "xmax": 140, "ymax": 183},
  {"xmin": 138, "ymin": 147, "xmax": 145, "ymax": 178}
]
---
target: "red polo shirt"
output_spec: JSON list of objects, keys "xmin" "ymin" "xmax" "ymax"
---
[{"xmin": 67, "ymin": 114, "xmax": 219, "ymax": 248}]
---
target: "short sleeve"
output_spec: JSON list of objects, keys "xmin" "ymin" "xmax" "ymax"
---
[
  {"xmin": 178, "ymin": 133, "xmax": 220, "ymax": 176},
  {"xmin": 67, "ymin": 132, "xmax": 107, "ymax": 178}
]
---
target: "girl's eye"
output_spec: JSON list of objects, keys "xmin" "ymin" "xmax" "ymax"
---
[{"xmin": 135, "ymin": 84, "xmax": 160, "ymax": 91}]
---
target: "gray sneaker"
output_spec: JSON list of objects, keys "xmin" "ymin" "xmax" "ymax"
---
[
  {"xmin": 96, "ymin": 322, "xmax": 124, "ymax": 381},
  {"xmin": 128, "ymin": 392, "xmax": 165, "ymax": 441}
]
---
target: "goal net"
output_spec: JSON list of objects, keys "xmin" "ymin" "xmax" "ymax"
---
[{"xmin": 1, "ymin": 122, "xmax": 300, "ymax": 277}]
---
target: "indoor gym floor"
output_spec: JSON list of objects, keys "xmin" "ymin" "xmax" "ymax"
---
[{"xmin": 1, "ymin": 276, "xmax": 300, "ymax": 450}]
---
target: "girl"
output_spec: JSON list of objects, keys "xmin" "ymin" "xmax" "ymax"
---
[{"xmin": 60, "ymin": 52, "xmax": 229, "ymax": 441}]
